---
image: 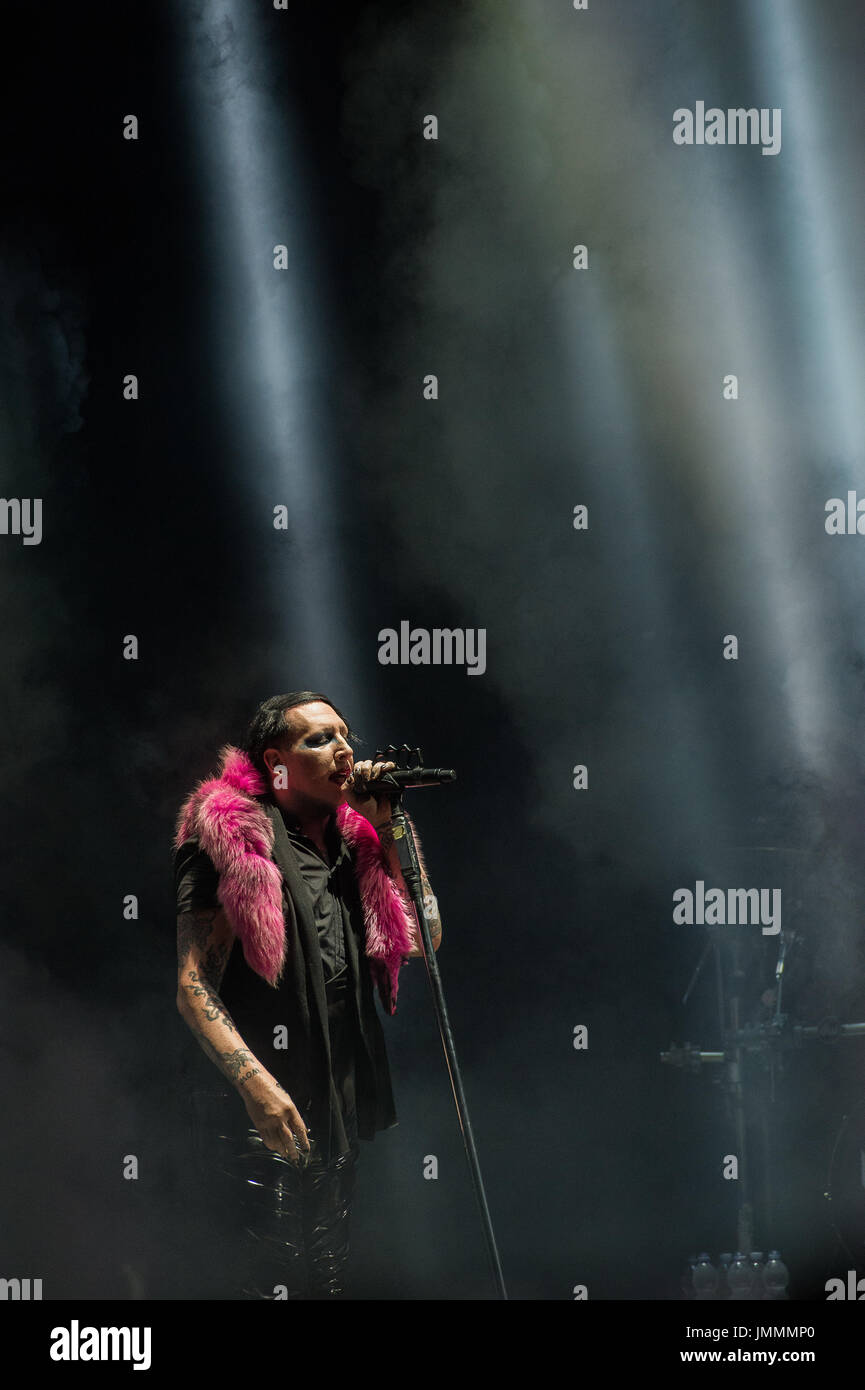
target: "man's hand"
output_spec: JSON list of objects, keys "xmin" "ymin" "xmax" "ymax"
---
[
  {"xmin": 241, "ymin": 1074, "xmax": 312, "ymax": 1167},
  {"xmin": 343, "ymin": 759, "xmax": 398, "ymax": 828}
]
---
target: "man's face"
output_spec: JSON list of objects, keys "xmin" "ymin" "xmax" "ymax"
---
[{"xmin": 263, "ymin": 701, "xmax": 354, "ymax": 810}]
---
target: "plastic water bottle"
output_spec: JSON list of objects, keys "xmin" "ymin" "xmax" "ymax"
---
[
  {"xmin": 718, "ymin": 1252, "xmax": 733, "ymax": 1299},
  {"xmin": 728, "ymin": 1251, "xmax": 751, "ymax": 1299},
  {"xmin": 763, "ymin": 1251, "xmax": 790, "ymax": 1300},
  {"xmin": 681, "ymin": 1254, "xmax": 698, "ymax": 1299},
  {"xmin": 693, "ymin": 1252, "xmax": 719, "ymax": 1300}
]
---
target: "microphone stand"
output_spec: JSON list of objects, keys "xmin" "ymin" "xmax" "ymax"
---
[{"xmin": 374, "ymin": 751, "xmax": 508, "ymax": 1300}]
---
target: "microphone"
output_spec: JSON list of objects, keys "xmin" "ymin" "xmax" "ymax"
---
[{"xmin": 349, "ymin": 766, "xmax": 456, "ymax": 793}]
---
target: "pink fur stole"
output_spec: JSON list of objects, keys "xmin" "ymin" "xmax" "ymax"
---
[{"xmin": 174, "ymin": 745, "xmax": 422, "ymax": 1013}]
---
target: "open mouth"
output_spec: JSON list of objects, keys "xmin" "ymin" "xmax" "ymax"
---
[{"xmin": 330, "ymin": 769, "xmax": 351, "ymax": 784}]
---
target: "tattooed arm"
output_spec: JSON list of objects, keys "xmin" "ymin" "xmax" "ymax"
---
[
  {"xmin": 176, "ymin": 906, "xmax": 310, "ymax": 1164},
  {"xmin": 175, "ymin": 906, "xmax": 255, "ymax": 1084},
  {"xmin": 375, "ymin": 821, "xmax": 443, "ymax": 956}
]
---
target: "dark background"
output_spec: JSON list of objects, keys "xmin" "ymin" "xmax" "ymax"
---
[{"xmin": 2, "ymin": 0, "xmax": 865, "ymax": 1300}]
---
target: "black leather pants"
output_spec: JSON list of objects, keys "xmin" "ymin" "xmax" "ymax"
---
[
  {"xmin": 199, "ymin": 970, "xmax": 362, "ymax": 1300},
  {"xmin": 213, "ymin": 1123, "xmax": 360, "ymax": 1299}
]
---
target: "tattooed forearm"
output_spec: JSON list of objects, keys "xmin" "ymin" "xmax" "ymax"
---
[
  {"xmin": 189, "ymin": 1026, "xmax": 223, "ymax": 1071},
  {"xmin": 181, "ymin": 969, "xmax": 238, "ymax": 1029},
  {"xmin": 177, "ymin": 905, "xmax": 267, "ymax": 1091},
  {"xmin": 220, "ymin": 1048, "xmax": 259, "ymax": 1083},
  {"xmin": 421, "ymin": 876, "xmax": 441, "ymax": 922},
  {"xmin": 413, "ymin": 864, "xmax": 442, "ymax": 949},
  {"xmin": 189, "ymin": 1029, "xmax": 261, "ymax": 1090},
  {"xmin": 419, "ymin": 882, "xmax": 442, "ymax": 946}
]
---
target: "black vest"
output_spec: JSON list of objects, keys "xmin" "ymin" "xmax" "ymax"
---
[{"xmin": 217, "ymin": 800, "xmax": 397, "ymax": 1159}]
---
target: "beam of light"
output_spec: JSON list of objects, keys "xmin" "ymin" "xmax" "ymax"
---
[
  {"xmin": 553, "ymin": 265, "xmax": 729, "ymax": 858},
  {"xmin": 671, "ymin": 180, "xmax": 839, "ymax": 779},
  {"xmin": 535, "ymin": 1, "xmax": 842, "ymax": 780},
  {"xmin": 743, "ymin": 0, "xmax": 865, "ymax": 470},
  {"xmin": 688, "ymin": 0, "xmax": 865, "ymax": 777},
  {"xmin": 177, "ymin": 1, "xmax": 369, "ymax": 722}
]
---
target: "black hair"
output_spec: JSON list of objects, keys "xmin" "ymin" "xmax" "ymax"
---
[{"xmin": 242, "ymin": 691, "xmax": 359, "ymax": 777}]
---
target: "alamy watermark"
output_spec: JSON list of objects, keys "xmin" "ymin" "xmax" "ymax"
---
[
  {"xmin": 0, "ymin": 498, "xmax": 42, "ymax": 545},
  {"xmin": 825, "ymin": 492, "xmax": 865, "ymax": 534},
  {"xmin": 377, "ymin": 622, "xmax": 486, "ymax": 676},
  {"xmin": 0, "ymin": 1276, "xmax": 42, "ymax": 1299},
  {"xmin": 673, "ymin": 880, "xmax": 781, "ymax": 935},
  {"xmin": 826, "ymin": 1271, "xmax": 865, "ymax": 1299},
  {"xmin": 673, "ymin": 103, "xmax": 781, "ymax": 156},
  {"xmin": 50, "ymin": 1320, "xmax": 151, "ymax": 1370}
]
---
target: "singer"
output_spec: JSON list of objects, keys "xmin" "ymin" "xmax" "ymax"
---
[{"xmin": 173, "ymin": 691, "xmax": 443, "ymax": 1299}]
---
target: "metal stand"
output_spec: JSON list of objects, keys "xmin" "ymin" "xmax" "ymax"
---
[
  {"xmin": 375, "ymin": 745, "xmax": 508, "ymax": 1300},
  {"xmin": 664, "ymin": 919, "xmax": 865, "ymax": 1288}
]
